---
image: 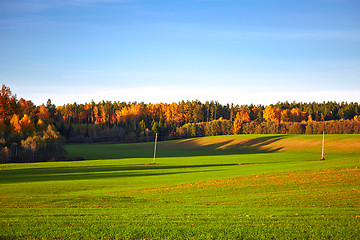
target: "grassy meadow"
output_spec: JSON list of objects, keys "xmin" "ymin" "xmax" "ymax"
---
[{"xmin": 1, "ymin": 134, "xmax": 360, "ymax": 239}]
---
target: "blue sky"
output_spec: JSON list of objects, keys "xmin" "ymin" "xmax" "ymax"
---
[{"xmin": 1, "ymin": 0, "xmax": 359, "ymax": 106}]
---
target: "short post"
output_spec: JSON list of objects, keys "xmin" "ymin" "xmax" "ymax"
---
[
  {"xmin": 320, "ymin": 131, "xmax": 325, "ymax": 160},
  {"xmin": 153, "ymin": 132, "xmax": 158, "ymax": 164}
]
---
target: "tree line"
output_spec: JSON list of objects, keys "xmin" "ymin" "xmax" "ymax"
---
[
  {"xmin": 0, "ymin": 86, "xmax": 64, "ymax": 163},
  {"xmin": 1, "ymin": 84, "xmax": 360, "ymax": 163}
]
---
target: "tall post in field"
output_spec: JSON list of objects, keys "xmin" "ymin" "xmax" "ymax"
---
[
  {"xmin": 321, "ymin": 131, "xmax": 325, "ymax": 160},
  {"xmin": 153, "ymin": 132, "xmax": 158, "ymax": 164}
]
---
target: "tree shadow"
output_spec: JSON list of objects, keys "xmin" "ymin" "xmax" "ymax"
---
[
  {"xmin": 0, "ymin": 136, "xmax": 288, "ymax": 184},
  {"xmin": 170, "ymin": 135, "xmax": 285, "ymax": 156},
  {"xmin": 70, "ymin": 135, "xmax": 287, "ymax": 160},
  {"xmin": 0, "ymin": 163, "xmax": 237, "ymax": 184}
]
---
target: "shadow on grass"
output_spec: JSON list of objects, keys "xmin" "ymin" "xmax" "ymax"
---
[
  {"xmin": 175, "ymin": 135, "xmax": 286, "ymax": 155},
  {"xmin": 69, "ymin": 135, "xmax": 287, "ymax": 160},
  {"xmin": 1, "ymin": 136, "xmax": 287, "ymax": 184},
  {"xmin": 0, "ymin": 163, "xmax": 237, "ymax": 184}
]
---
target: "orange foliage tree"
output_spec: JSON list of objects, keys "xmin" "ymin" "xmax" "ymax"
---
[
  {"xmin": 10, "ymin": 114, "xmax": 21, "ymax": 133},
  {"xmin": 0, "ymin": 85, "xmax": 17, "ymax": 123},
  {"xmin": 263, "ymin": 106, "xmax": 281, "ymax": 123}
]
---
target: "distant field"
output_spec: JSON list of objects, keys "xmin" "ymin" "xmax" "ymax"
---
[{"xmin": 1, "ymin": 134, "xmax": 360, "ymax": 239}]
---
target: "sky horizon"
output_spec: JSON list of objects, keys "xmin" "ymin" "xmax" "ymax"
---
[{"xmin": 1, "ymin": 0, "xmax": 360, "ymax": 106}]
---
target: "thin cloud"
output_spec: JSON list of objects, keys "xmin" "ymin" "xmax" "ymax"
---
[
  {"xmin": 0, "ymin": 0, "xmax": 133, "ymax": 14},
  {"xmin": 175, "ymin": 26, "xmax": 360, "ymax": 41}
]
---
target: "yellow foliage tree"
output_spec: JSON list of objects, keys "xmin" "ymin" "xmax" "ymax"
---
[
  {"xmin": 10, "ymin": 114, "xmax": 21, "ymax": 133},
  {"xmin": 37, "ymin": 105, "xmax": 50, "ymax": 124},
  {"xmin": 20, "ymin": 114, "xmax": 35, "ymax": 136},
  {"xmin": 233, "ymin": 112, "xmax": 243, "ymax": 134},
  {"xmin": 263, "ymin": 106, "xmax": 281, "ymax": 123},
  {"xmin": 290, "ymin": 108, "xmax": 301, "ymax": 122},
  {"xmin": 240, "ymin": 107, "xmax": 251, "ymax": 122},
  {"xmin": 308, "ymin": 114, "xmax": 313, "ymax": 122},
  {"xmin": 37, "ymin": 119, "xmax": 45, "ymax": 130}
]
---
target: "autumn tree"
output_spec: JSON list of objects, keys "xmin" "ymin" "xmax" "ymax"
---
[
  {"xmin": 0, "ymin": 85, "xmax": 17, "ymax": 123},
  {"xmin": 18, "ymin": 98, "xmax": 35, "ymax": 117},
  {"xmin": 238, "ymin": 107, "xmax": 251, "ymax": 122},
  {"xmin": 37, "ymin": 105, "xmax": 51, "ymax": 129},
  {"xmin": 233, "ymin": 112, "xmax": 243, "ymax": 134},
  {"xmin": 10, "ymin": 114, "xmax": 21, "ymax": 133},
  {"xmin": 21, "ymin": 124, "xmax": 64, "ymax": 162},
  {"xmin": 280, "ymin": 109, "xmax": 290, "ymax": 122},
  {"xmin": 20, "ymin": 114, "xmax": 35, "ymax": 136},
  {"xmin": 263, "ymin": 106, "xmax": 281, "ymax": 123},
  {"xmin": 290, "ymin": 108, "xmax": 304, "ymax": 122}
]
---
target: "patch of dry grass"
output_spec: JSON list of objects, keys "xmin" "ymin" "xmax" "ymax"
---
[{"xmin": 162, "ymin": 134, "xmax": 360, "ymax": 154}]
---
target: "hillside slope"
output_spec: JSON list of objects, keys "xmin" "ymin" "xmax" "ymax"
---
[{"xmin": 65, "ymin": 134, "xmax": 360, "ymax": 159}]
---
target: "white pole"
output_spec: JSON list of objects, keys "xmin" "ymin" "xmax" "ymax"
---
[
  {"xmin": 321, "ymin": 131, "xmax": 325, "ymax": 160},
  {"xmin": 153, "ymin": 132, "xmax": 158, "ymax": 164}
]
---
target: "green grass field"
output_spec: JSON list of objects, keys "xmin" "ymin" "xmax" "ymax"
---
[{"xmin": 1, "ymin": 134, "xmax": 360, "ymax": 239}]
